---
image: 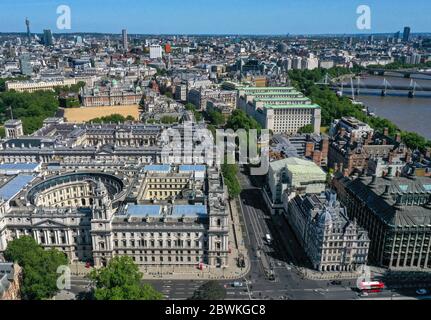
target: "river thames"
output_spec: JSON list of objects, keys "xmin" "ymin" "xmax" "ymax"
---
[{"xmin": 340, "ymin": 74, "xmax": 431, "ymax": 140}]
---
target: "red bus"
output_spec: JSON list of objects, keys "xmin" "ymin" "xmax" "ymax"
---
[{"xmin": 359, "ymin": 281, "xmax": 385, "ymax": 293}]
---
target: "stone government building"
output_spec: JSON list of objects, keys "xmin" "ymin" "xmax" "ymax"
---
[
  {"xmin": 333, "ymin": 173, "xmax": 431, "ymax": 270},
  {"xmin": 0, "ymin": 118, "xmax": 229, "ymax": 269}
]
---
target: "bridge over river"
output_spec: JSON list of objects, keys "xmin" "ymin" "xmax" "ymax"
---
[{"xmin": 316, "ymin": 74, "xmax": 431, "ymax": 98}]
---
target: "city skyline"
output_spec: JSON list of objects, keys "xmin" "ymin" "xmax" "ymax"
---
[{"xmin": 0, "ymin": 0, "xmax": 430, "ymax": 35}]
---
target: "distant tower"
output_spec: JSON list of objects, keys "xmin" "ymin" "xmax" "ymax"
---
[
  {"xmin": 43, "ymin": 29, "xmax": 53, "ymax": 46},
  {"xmin": 25, "ymin": 17, "xmax": 31, "ymax": 42},
  {"xmin": 403, "ymin": 26, "xmax": 411, "ymax": 42},
  {"xmin": 122, "ymin": 29, "xmax": 128, "ymax": 51}
]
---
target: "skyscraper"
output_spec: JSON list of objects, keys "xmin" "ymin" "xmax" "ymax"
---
[
  {"xmin": 122, "ymin": 29, "xmax": 128, "ymax": 50},
  {"xmin": 394, "ymin": 31, "xmax": 400, "ymax": 42},
  {"xmin": 43, "ymin": 29, "xmax": 53, "ymax": 46},
  {"xmin": 403, "ymin": 26, "xmax": 411, "ymax": 42},
  {"xmin": 25, "ymin": 17, "xmax": 31, "ymax": 42},
  {"xmin": 19, "ymin": 53, "xmax": 32, "ymax": 76}
]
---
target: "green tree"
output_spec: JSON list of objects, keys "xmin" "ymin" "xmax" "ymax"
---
[
  {"xmin": 184, "ymin": 103, "xmax": 203, "ymax": 122},
  {"xmin": 88, "ymin": 256, "xmax": 163, "ymax": 300},
  {"xmin": 184, "ymin": 103, "xmax": 197, "ymax": 111},
  {"xmin": 164, "ymin": 91, "xmax": 173, "ymax": 99},
  {"xmin": 226, "ymin": 109, "xmax": 261, "ymax": 132},
  {"xmin": 401, "ymin": 131, "xmax": 430, "ymax": 151},
  {"xmin": 221, "ymin": 162, "xmax": 241, "ymax": 198},
  {"xmin": 89, "ymin": 114, "xmax": 134, "ymax": 124},
  {"xmin": 298, "ymin": 124, "xmax": 314, "ymax": 134},
  {"xmin": 0, "ymin": 90, "xmax": 59, "ymax": 134},
  {"xmin": 208, "ymin": 110, "xmax": 225, "ymax": 126},
  {"xmin": 160, "ymin": 115, "xmax": 177, "ymax": 124},
  {"xmin": 4, "ymin": 236, "xmax": 68, "ymax": 300},
  {"xmin": 191, "ymin": 281, "xmax": 226, "ymax": 300}
]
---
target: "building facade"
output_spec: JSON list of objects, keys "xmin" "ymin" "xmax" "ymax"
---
[
  {"xmin": 333, "ymin": 173, "xmax": 431, "ymax": 270},
  {"xmin": 285, "ymin": 191, "xmax": 370, "ymax": 272},
  {"xmin": 238, "ymin": 86, "xmax": 321, "ymax": 135}
]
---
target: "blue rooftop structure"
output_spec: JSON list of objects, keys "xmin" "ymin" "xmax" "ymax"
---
[
  {"xmin": 143, "ymin": 164, "xmax": 171, "ymax": 173},
  {"xmin": 0, "ymin": 163, "xmax": 40, "ymax": 174},
  {"xmin": 0, "ymin": 174, "xmax": 35, "ymax": 202},
  {"xmin": 179, "ymin": 165, "xmax": 206, "ymax": 172},
  {"xmin": 172, "ymin": 205, "xmax": 207, "ymax": 218},
  {"xmin": 126, "ymin": 204, "xmax": 161, "ymax": 217}
]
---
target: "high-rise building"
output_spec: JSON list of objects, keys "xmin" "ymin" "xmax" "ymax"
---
[
  {"xmin": 25, "ymin": 17, "xmax": 31, "ymax": 42},
  {"xmin": 292, "ymin": 56, "xmax": 302, "ymax": 70},
  {"xmin": 19, "ymin": 53, "xmax": 32, "ymax": 76},
  {"xmin": 42, "ymin": 29, "xmax": 53, "ymax": 46},
  {"xmin": 394, "ymin": 31, "xmax": 400, "ymax": 42},
  {"xmin": 122, "ymin": 29, "xmax": 128, "ymax": 50},
  {"xmin": 150, "ymin": 44, "xmax": 163, "ymax": 59},
  {"xmin": 403, "ymin": 26, "xmax": 411, "ymax": 42}
]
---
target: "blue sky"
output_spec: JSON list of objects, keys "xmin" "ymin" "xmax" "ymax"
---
[{"xmin": 0, "ymin": 0, "xmax": 430, "ymax": 34}]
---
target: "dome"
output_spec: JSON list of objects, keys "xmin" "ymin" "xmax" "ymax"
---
[{"xmin": 319, "ymin": 208, "xmax": 333, "ymax": 227}]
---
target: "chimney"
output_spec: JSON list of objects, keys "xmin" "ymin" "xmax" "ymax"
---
[
  {"xmin": 426, "ymin": 147, "xmax": 431, "ymax": 159},
  {"xmin": 395, "ymin": 133, "xmax": 401, "ymax": 143},
  {"xmin": 305, "ymin": 141, "xmax": 314, "ymax": 157},
  {"xmin": 383, "ymin": 127, "xmax": 389, "ymax": 136},
  {"xmin": 321, "ymin": 136, "xmax": 329, "ymax": 158}
]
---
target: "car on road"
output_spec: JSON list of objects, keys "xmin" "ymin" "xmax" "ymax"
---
[
  {"xmin": 416, "ymin": 289, "xmax": 428, "ymax": 295},
  {"xmin": 265, "ymin": 233, "xmax": 272, "ymax": 244},
  {"xmin": 359, "ymin": 291, "xmax": 369, "ymax": 297},
  {"xmin": 232, "ymin": 281, "xmax": 244, "ymax": 288},
  {"xmin": 330, "ymin": 280, "xmax": 342, "ymax": 285}
]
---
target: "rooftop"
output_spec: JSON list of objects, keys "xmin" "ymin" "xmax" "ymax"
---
[
  {"xmin": 143, "ymin": 164, "xmax": 171, "ymax": 173},
  {"xmin": 0, "ymin": 174, "xmax": 35, "ymax": 202}
]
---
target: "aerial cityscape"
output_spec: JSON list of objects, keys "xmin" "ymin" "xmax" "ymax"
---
[{"xmin": 1, "ymin": 0, "xmax": 431, "ymax": 308}]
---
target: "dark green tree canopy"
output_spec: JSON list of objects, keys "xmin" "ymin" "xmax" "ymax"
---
[
  {"xmin": 88, "ymin": 256, "xmax": 163, "ymax": 300},
  {"xmin": 4, "ymin": 236, "xmax": 68, "ymax": 300},
  {"xmin": 89, "ymin": 114, "xmax": 135, "ymax": 124},
  {"xmin": 298, "ymin": 124, "xmax": 315, "ymax": 134}
]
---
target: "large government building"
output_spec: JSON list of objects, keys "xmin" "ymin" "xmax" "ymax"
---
[
  {"xmin": 238, "ymin": 86, "xmax": 321, "ymax": 135},
  {"xmin": 0, "ymin": 118, "xmax": 229, "ymax": 269},
  {"xmin": 333, "ymin": 172, "xmax": 431, "ymax": 270}
]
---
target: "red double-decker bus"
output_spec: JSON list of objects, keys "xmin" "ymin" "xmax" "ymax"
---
[{"xmin": 359, "ymin": 281, "xmax": 385, "ymax": 293}]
